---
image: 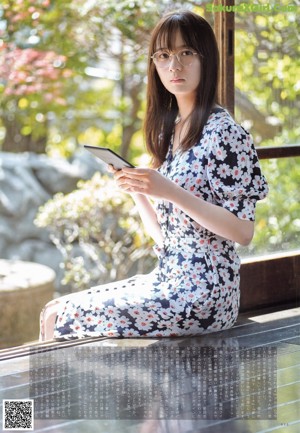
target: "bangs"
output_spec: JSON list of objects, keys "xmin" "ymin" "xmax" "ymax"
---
[{"xmin": 153, "ymin": 16, "xmax": 192, "ymax": 52}]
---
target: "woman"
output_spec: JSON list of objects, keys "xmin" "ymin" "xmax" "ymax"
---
[{"xmin": 40, "ymin": 10, "xmax": 268, "ymax": 341}]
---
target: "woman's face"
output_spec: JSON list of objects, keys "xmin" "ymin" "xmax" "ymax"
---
[{"xmin": 153, "ymin": 31, "xmax": 201, "ymax": 101}]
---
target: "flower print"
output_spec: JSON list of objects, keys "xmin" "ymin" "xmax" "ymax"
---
[
  {"xmin": 70, "ymin": 320, "xmax": 83, "ymax": 333},
  {"xmin": 191, "ymin": 160, "xmax": 201, "ymax": 173},
  {"xmin": 187, "ymin": 292, "xmax": 196, "ymax": 301},
  {"xmin": 206, "ymin": 271, "xmax": 215, "ymax": 285},
  {"xmin": 193, "ymin": 147, "xmax": 203, "ymax": 158},
  {"xmin": 217, "ymin": 163, "xmax": 231, "ymax": 179},
  {"xmin": 193, "ymin": 308, "xmax": 211, "ymax": 320},
  {"xmin": 146, "ymin": 311, "xmax": 159, "ymax": 322},
  {"xmin": 144, "ymin": 301, "xmax": 163, "ymax": 311},
  {"xmin": 104, "ymin": 305, "xmax": 121, "ymax": 318},
  {"xmin": 117, "ymin": 316, "xmax": 131, "ymax": 328},
  {"xmin": 156, "ymin": 320, "xmax": 175, "ymax": 330},
  {"xmin": 135, "ymin": 317, "xmax": 153, "ymax": 331},
  {"xmin": 237, "ymin": 152, "xmax": 248, "ymax": 167},
  {"xmin": 127, "ymin": 306, "xmax": 143, "ymax": 318},
  {"xmin": 214, "ymin": 145, "xmax": 228, "ymax": 161},
  {"xmin": 226, "ymin": 200, "xmax": 239, "ymax": 212},
  {"xmin": 84, "ymin": 313, "xmax": 96, "ymax": 326},
  {"xmin": 231, "ymin": 166, "xmax": 242, "ymax": 180},
  {"xmin": 215, "ymin": 308, "xmax": 227, "ymax": 321},
  {"xmin": 182, "ymin": 318, "xmax": 201, "ymax": 329},
  {"xmin": 69, "ymin": 306, "xmax": 84, "ymax": 320},
  {"xmin": 219, "ymin": 268, "xmax": 230, "ymax": 283},
  {"xmin": 240, "ymin": 172, "xmax": 252, "ymax": 187},
  {"xmin": 194, "ymin": 262, "xmax": 206, "ymax": 274},
  {"xmin": 252, "ymin": 174, "xmax": 265, "ymax": 190},
  {"xmin": 123, "ymin": 329, "xmax": 141, "ymax": 337},
  {"xmin": 211, "ymin": 287, "xmax": 220, "ymax": 299},
  {"xmin": 158, "ymin": 308, "xmax": 173, "ymax": 319}
]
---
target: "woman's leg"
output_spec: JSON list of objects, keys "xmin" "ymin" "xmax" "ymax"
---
[{"xmin": 39, "ymin": 299, "xmax": 61, "ymax": 342}]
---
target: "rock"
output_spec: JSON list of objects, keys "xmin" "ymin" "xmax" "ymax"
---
[
  {"xmin": 0, "ymin": 151, "xmax": 100, "ymax": 293},
  {"xmin": 0, "ymin": 259, "xmax": 56, "ymax": 348}
]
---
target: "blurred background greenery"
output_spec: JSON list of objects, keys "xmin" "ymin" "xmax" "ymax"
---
[{"xmin": 0, "ymin": 0, "xmax": 299, "ymax": 291}]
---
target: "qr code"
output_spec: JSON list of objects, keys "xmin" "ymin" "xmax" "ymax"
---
[{"xmin": 3, "ymin": 400, "xmax": 34, "ymax": 431}]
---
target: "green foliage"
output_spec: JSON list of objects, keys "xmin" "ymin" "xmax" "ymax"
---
[
  {"xmin": 35, "ymin": 173, "xmax": 155, "ymax": 292},
  {"xmin": 3, "ymin": 1, "xmax": 299, "ymax": 263},
  {"xmin": 238, "ymin": 157, "xmax": 300, "ymax": 257},
  {"xmin": 0, "ymin": 0, "xmax": 191, "ymax": 155},
  {"xmin": 235, "ymin": 5, "xmax": 299, "ymax": 145},
  {"xmin": 234, "ymin": 5, "xmax": 300, "ymax": 257}
]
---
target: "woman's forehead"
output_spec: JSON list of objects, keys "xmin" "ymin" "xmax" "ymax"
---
[{"xmin": 155, "ymin": 29, "xmax": 187, "ymax": 51}]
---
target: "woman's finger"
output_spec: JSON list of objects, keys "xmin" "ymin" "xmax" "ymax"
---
[{"xmin": 107, "ymin": 164, "xmax": 117, "ymax": 174}]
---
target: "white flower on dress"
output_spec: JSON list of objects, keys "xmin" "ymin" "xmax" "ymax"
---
[
  {"xmin": 240, "ymin": 172, "xmax": 252, "ymax": 187},
  {"xmin": 104, "ymin": 305, "xmax": 121, "ymax": 318},
  {"xmin": 193, "ymin": 308, "xmax": 211, "ymax": 319},
  {"xmin": 135, "ymin": 317, "xmax": 153, "ymax": 331},
  {"xmin": 217, "ymin": 163, "xmax": 231, "ymax": 178},
  {"xmin": 182, "ymin": 318, "xmax": 201, "ymax": 329},
  {"xmin": 117, "ymin": 315, "xmax": 131, "ymax": 328},
  {"xmin": 237, "ymin": 152, "xmax": 248, "ymax": 167},
  {"xmin": 231, "ymin": 166, "xmax": 242, "ymax": 180},
  {"xmin": 123, "ymin": 329, "xmax": 142, "ymax": 337},
  {"xmin": 214, "ymin": 145, "xmax": 228, "ymax": 161},
  {"xmin": 253, "ymin": 175, "xmax": 264, "ymax": 190},
  {"xmin": 70, "ymin": 320, "xmax": 83, "ymax": 333},
  {"xmin": 84, "ymin": 313, "xmax": 96, "ymax": 326}
]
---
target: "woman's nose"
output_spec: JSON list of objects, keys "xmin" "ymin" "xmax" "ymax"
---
[{"xmin": 168, "ymin": 54, "xmax": 182, "ymax": 71}]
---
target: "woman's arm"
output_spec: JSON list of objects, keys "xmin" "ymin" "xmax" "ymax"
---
[
  {"xmin": 130, "ymin": 193, "xmax": 164, "ymax": 246},
  {"xmin": 108, "ymin": 165, "xmax": 163, "ymax": 246},
  {"xmin": 116, "ymin": 167, "xmax": 254, "ymax": 246},
  {"xmin": 169, "ymin": 182, "xmax": 254, "ymax": 246}
]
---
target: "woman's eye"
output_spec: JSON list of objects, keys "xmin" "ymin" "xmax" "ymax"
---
[
  {"xmin": 181, "ymin": 49, "xmax": 194, "ymax": 56},
  {"xmin": 159, "ymin": 52, "xmax": 170, "ymax": 60}
]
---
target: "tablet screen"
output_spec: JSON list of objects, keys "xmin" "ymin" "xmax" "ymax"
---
[{"xmin": 84, "ymin": 145, "xmax": 134, "ymax": 170}]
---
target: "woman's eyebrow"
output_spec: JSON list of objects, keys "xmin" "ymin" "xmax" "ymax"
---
[{"xmin": 155, "ymin": 44, "xmax": 190, "ymax": 51}]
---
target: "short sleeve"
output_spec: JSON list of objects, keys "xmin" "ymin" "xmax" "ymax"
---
[{"xmin": 207, "ymin": 119, "xmax": 268, "ymax": 221}]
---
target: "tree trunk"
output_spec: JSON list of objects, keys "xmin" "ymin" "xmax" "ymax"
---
[
  {"xmin": 2, "ymin": 115, "xmax": 47, "ymax": 154},
  {"xmin": 120, "ymin": 81, "xmax": 143, "ymax": 159}
]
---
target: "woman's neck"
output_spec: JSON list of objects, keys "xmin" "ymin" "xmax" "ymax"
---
[{"xmin": 176, "ymin": 95, "xmax": 195, "ymax": 122}]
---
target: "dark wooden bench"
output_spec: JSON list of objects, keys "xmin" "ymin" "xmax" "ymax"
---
[{"xmin": 0, "ymin": 304, "xmax": 299, "ymax": 433}]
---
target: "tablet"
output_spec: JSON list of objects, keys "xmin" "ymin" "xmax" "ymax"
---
[{"xmin": 84, "ymin": 145, "xmax": 134, "ymax": 170}]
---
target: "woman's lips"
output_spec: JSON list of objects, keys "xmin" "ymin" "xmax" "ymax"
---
[{"xmin": 170, "ymin": 78, "xmax": 185, "ymax": 83}]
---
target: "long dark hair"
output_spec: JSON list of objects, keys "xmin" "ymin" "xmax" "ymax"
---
[{"xmin": 144, "ymin": 10, "xmax": 220, "ymax": 168}]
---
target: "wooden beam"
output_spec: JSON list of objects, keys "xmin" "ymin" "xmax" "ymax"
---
[
  {"xmin": 214, "ymin": 0, "xmax": 235, "ymax": 115},
  {"xmin": 240, "ymin": 251, "xmax": 300, "ymax": 312},
  {"xmin": 256, "ymin": 145, "xmax": 300, "ymax": 160}
]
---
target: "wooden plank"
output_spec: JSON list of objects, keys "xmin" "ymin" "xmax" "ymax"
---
[
  {"xmin": 1, "ymin": 308, "xmax": 299, "ymax": 433},
  {"xmin": 256, "ymin": 145, "xmax": 300, "ymax": 160},
  {"xmin": 240, "ymin": 252, "xmax": 300, "ymax": 312},
  {"xmin": 214, "ymin": 0, "xmax": 235, "ymax": 114}
]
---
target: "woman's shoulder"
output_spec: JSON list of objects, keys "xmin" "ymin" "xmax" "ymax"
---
[
  {"xmin": 206, "ymin": 106, "xmax": 250, "ymax": 137},
  {"xmin": 206, "ymin": 105, "xmax": 249, "ymax": 134}
]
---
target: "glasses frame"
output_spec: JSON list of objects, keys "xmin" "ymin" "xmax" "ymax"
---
[{"xmin": 151, "ymin": 48, "xmax": 199, "ymax": 69}]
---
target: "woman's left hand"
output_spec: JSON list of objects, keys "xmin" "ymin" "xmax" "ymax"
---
[{"xmin": 115, "ymin": 167, "xmax": 175, "ymax": 200}]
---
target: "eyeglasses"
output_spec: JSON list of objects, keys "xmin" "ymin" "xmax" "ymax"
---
[{"xmin": 151, "ymin": 48, "xmax": 199, "ymax": 68}]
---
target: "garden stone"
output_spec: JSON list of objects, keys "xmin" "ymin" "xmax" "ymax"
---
[{"xmin": 0, "ymin": 151, "xmax": 100, "ymax": 292}]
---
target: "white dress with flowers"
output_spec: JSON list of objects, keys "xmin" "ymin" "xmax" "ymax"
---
[{"xmin": 53, "ymin": 108, "xmax": 268, "ymax": 339}]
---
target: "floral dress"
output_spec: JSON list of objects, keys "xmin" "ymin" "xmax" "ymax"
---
[{"xmin": 53, "ymin": 108, "xmax": 268, "ymax": 340}]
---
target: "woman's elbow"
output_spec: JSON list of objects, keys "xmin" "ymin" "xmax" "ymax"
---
[{"xmin": 237, "ymin": 220, "xmax": 255, "ymax": 246}]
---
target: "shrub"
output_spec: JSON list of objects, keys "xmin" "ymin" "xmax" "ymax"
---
[{"xmin": 35, "ymin": 173, "xmax": 156, "ymax": 293}]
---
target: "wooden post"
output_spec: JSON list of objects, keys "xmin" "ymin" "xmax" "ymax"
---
[{"xmin": 213, "ymin": 0, "xmax": 235, "ymax": 115}]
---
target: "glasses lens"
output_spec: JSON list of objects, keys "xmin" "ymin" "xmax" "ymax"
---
[
  {"xmin": 178, "ymin": 49, "xmax": 196, "ymax": 66},
  {"xmin": 153, "ymin": 51, "xmax": 170, "ymax": 66},
  {"xmin": 153, "ymin": 49, "xmax": 196, "ymax": 68}
]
